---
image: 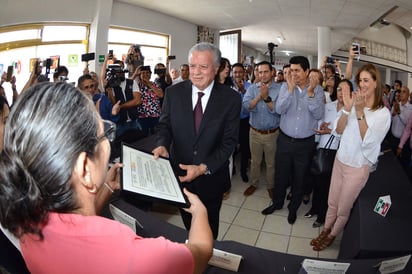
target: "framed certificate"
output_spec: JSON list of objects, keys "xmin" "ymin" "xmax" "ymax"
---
[{"xmin": 121, "ymin": 143, "xmax": 190, "ymax": 208}]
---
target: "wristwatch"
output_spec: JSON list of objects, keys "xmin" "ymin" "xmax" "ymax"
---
[
  {"xmin": 264, "ymin": 96, "xmax": 272, "ymax": 103},
  {"xmin": 202, "ymin": 164, "xmax": 211, "ymax": 175}
]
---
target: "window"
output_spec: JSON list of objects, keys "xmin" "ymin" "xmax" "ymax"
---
[
  {"xmin": 220, "ymin": 30, "xmax": 241, "ymax": 64},
  {"xmin": 42, "ymin": 26, "xmax": 87, "ymax": 42},
  {"xmin": 108, "ymin": 27, "xmax": 169, "ymax": 80},
  {"xmin": 0, "ymin": 24, "xmax": 89, "ymax": 104}
]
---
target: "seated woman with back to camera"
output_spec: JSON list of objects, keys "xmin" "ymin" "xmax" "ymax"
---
[{"xmin": 0, "ymin": 82, "xmax": 212, "ymax": 274}]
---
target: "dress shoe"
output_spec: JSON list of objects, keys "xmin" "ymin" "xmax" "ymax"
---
[
  {"xmin": 286, "ymin": 192, "xmax": 292, "ymax": 200},
  {"xmin": 261, "ymin": 204, "xmax": 280, "ymax": 215},
  {"xmin": 287, "ymin": 211, "xmax": 297, "ymax": 224},
  {"xmin": 243, "ymin": 185, "xmax": 256, "ymax": 196},
  {"xmin": 302, "ymin": 194, "xmax": 310, "ymax": 205},
  {"xmin": 304, "ymin": 209, "xmax": 316, "ymax": 218},
  {"xmin": 267, "ymin": 189, "xmax": 273, "ymax": 199},
  {"xmin": 312, "ymin": 220, "xmax": 323, "ymax": 228},
  {"xmin": 241, "ymin": 172, "xmax": 249, "ymax": 183}
]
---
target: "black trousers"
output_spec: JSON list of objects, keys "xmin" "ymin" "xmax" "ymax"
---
[
  {"xmin": 311, "ymin": 170, "xmax": 333, "ymax": 222},
  {"xmin": 239, "ymin": 118, "xmax": 251, "ymax": 174},
  {"xmin": 179, "ymin": 196, "xmax": 223, "ymax": 240},
  {"xmin": 272, "ymin": 131, "xmax": 316, "ymax": 212}
]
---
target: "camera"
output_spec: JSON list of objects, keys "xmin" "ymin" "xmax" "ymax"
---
[
  {"xmin": 81, "ymin": 52, "xmax": 95, "ymax": 62},
  {"xmin": 105, "ymin": 64, "xmax": 128, "ymax": 87},
  {"xmin": 154, "ymin": 68, "xmax": 166, "ymax": 74},
  {"xmin": 58, "ymin": 75, "xmax": 68, "ymax": 82},
  {"xmin": 326, "ymin": 57, "xmax": 334, "ymax": 64}
]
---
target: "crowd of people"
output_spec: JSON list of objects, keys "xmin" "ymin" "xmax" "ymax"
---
[{"xmin": 0, "ymin": 40, "xmax": 405, "ymax": 273}]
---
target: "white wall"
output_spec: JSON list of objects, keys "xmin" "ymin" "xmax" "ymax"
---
[
  {"xmin": 0, "ymin": 0, "xmax": 198, "ymax": 69},
  {"xmin": 0, "ymin": 0, "xmax": 97, "ymax": 26},
  {"xmin": 111, "ymin": 1, "xmax": 197, "ymax": 67},
  {"xmin": 357, "ymin": 25, "xmax": 407, "ymax": 50}
]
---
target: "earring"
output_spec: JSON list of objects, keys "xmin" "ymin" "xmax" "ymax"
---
[{"xmin": 88, "ymin": 184, "xmax": 98, "ymax": 194}]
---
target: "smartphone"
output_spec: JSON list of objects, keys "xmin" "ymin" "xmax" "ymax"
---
[
  {"xmin": 326, "ymin": 57, "xmax": 334, "ymax": 64},
  {"xmin": 6, "ymin": 66, "xmax": 13, "ymax": 82},
  {"xmin": 154, "ymin": 68, "xmax": 166, "ymax": 74},
  {"xmin": 108, "ymin": 50, "xmax": 113, "ymax": 60},
  {"xmin": 81, "ymin": 52, "xmax": 95, "ymax": 62},
  {"xmin": 352, "ymin": 43, "xmax": 360, "ymax": 61},
  {"xmin": 168, "ymin": 55, "xmax": 176, "ymax": 60}
]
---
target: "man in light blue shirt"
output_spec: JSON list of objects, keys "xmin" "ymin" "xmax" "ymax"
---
[
  {"xmin": 262, "ymin": 56, "xmax": 324, "ymax": 224},
  {"xmin": 231, "ymin": 63, "xmax": 251, "ymax": 182},
  {"xmin": 243, "ymin": 61, "xmax": 281, "ymax": 198}
]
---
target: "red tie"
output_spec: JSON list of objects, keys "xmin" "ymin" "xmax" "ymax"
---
[{"xmin": 194, "ymin": 92, "xmax": 204, "ymax": 135}]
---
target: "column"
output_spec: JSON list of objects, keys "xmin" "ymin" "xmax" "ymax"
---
[
  {"xmin": 407, "ymin": 35, "xmax": 412, "ymax": 88},
  {"xmin": 88, "ymin": 0, "xmax": 113, "ymax": 73},
  {"xmin": 385, "ymin": 68, "xmax": 391, "ymax": 86},
  {"xmin": 317, "ymin": 26, "xmax": 331, "ymax": 68},
  {"xmin": 307, "ymin": 55, "xmax": 313, "ymax": 69}
]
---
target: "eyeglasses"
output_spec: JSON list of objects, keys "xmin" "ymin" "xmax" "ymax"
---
[
  {"xmin": 84, "ymin": 84, "xmax": 94, "ymax": 90},
  {"xmin": 99, "ymin": 120, "xmax": 116, "ymax": 142}
]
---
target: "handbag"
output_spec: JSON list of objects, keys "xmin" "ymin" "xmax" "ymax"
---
[{"xmin": 310, "ymin": 135, "xmax": 338, "ymax": 175}]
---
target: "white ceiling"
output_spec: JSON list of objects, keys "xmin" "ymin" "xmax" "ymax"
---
[{"xmin": 119, "ymin": 0, "xmax": 412, "ymax": 58}]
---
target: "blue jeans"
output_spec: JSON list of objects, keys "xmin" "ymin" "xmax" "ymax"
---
[
  {"xmin": 139, "ymin": 117, "xmax": 159, "ymax": 137},
  {"xmin": 116, "ymin": 119, "xmax": 142, "ymax": 137}
]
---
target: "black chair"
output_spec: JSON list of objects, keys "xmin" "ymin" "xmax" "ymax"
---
[{"xmin": 110, "ymin": 129, "xmax": 146, "ymax": 160}]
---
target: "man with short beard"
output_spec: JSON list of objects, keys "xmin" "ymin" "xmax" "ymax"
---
[{"xmin": 242, "ymin": 61, "xmax": 281, "ymax": 198}]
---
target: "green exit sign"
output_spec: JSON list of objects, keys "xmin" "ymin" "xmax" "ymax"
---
[{"xmin": 98, "ymin": 55, "xmax": 105, "ymax": 63}]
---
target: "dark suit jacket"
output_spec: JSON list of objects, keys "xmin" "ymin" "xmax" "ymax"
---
[{"xmin": 156, "ymin": 80, "xmax": 241, "ymax": 201}]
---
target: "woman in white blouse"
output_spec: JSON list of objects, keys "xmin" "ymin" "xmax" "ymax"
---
[
  {"xmin": 310, "ymin": 64, "xmax": 391, "ymax": 251},
  {"xmin": 305, "ymin": 79, "xmax": 351, "ymax": 228}
]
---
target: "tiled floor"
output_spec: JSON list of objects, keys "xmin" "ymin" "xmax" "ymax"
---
[{"xmin": 150, "ymin": 162, "xmax": 342, "ymax": 260}]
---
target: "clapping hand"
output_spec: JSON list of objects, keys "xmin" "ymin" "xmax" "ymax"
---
[
  {"xmin": 353, "ymin": 88, "xmax": 366, "ymax": 112},
  {"xmin": 259, "ymin": 82, "xmax": 269, "ymax": 98},
  {"xmin": 285, "ymin": 69, "xmax": 294, "ymax": 93},
  {"xmin": 313, "ymin": 122, "xmax": 331, "ymax": 135},
  {"xmin": 342, "ymin": 84, "xmax": 354, "ymax": 112}
]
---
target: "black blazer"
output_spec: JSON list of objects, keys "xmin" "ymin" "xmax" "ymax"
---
[
  {"xmin": 0, "ymin": 229, "xmax": 30, "ymax": 273},
  {"xmin": 156, "ymin": 80, "xmax": 241, "ymax": 201}
]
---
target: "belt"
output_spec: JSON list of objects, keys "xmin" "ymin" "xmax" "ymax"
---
[
  {"xmin": 280, "ymin": 130, "xmax": 314, "ymax": 141},
  {"xmin": 251, "ymin": 126, "xmax": 278, "ymax": 135}
]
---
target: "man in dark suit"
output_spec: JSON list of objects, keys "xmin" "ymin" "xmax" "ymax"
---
[{"xmin": 153, "ymin": 42, "xmax": 241, "ymax": 239}]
